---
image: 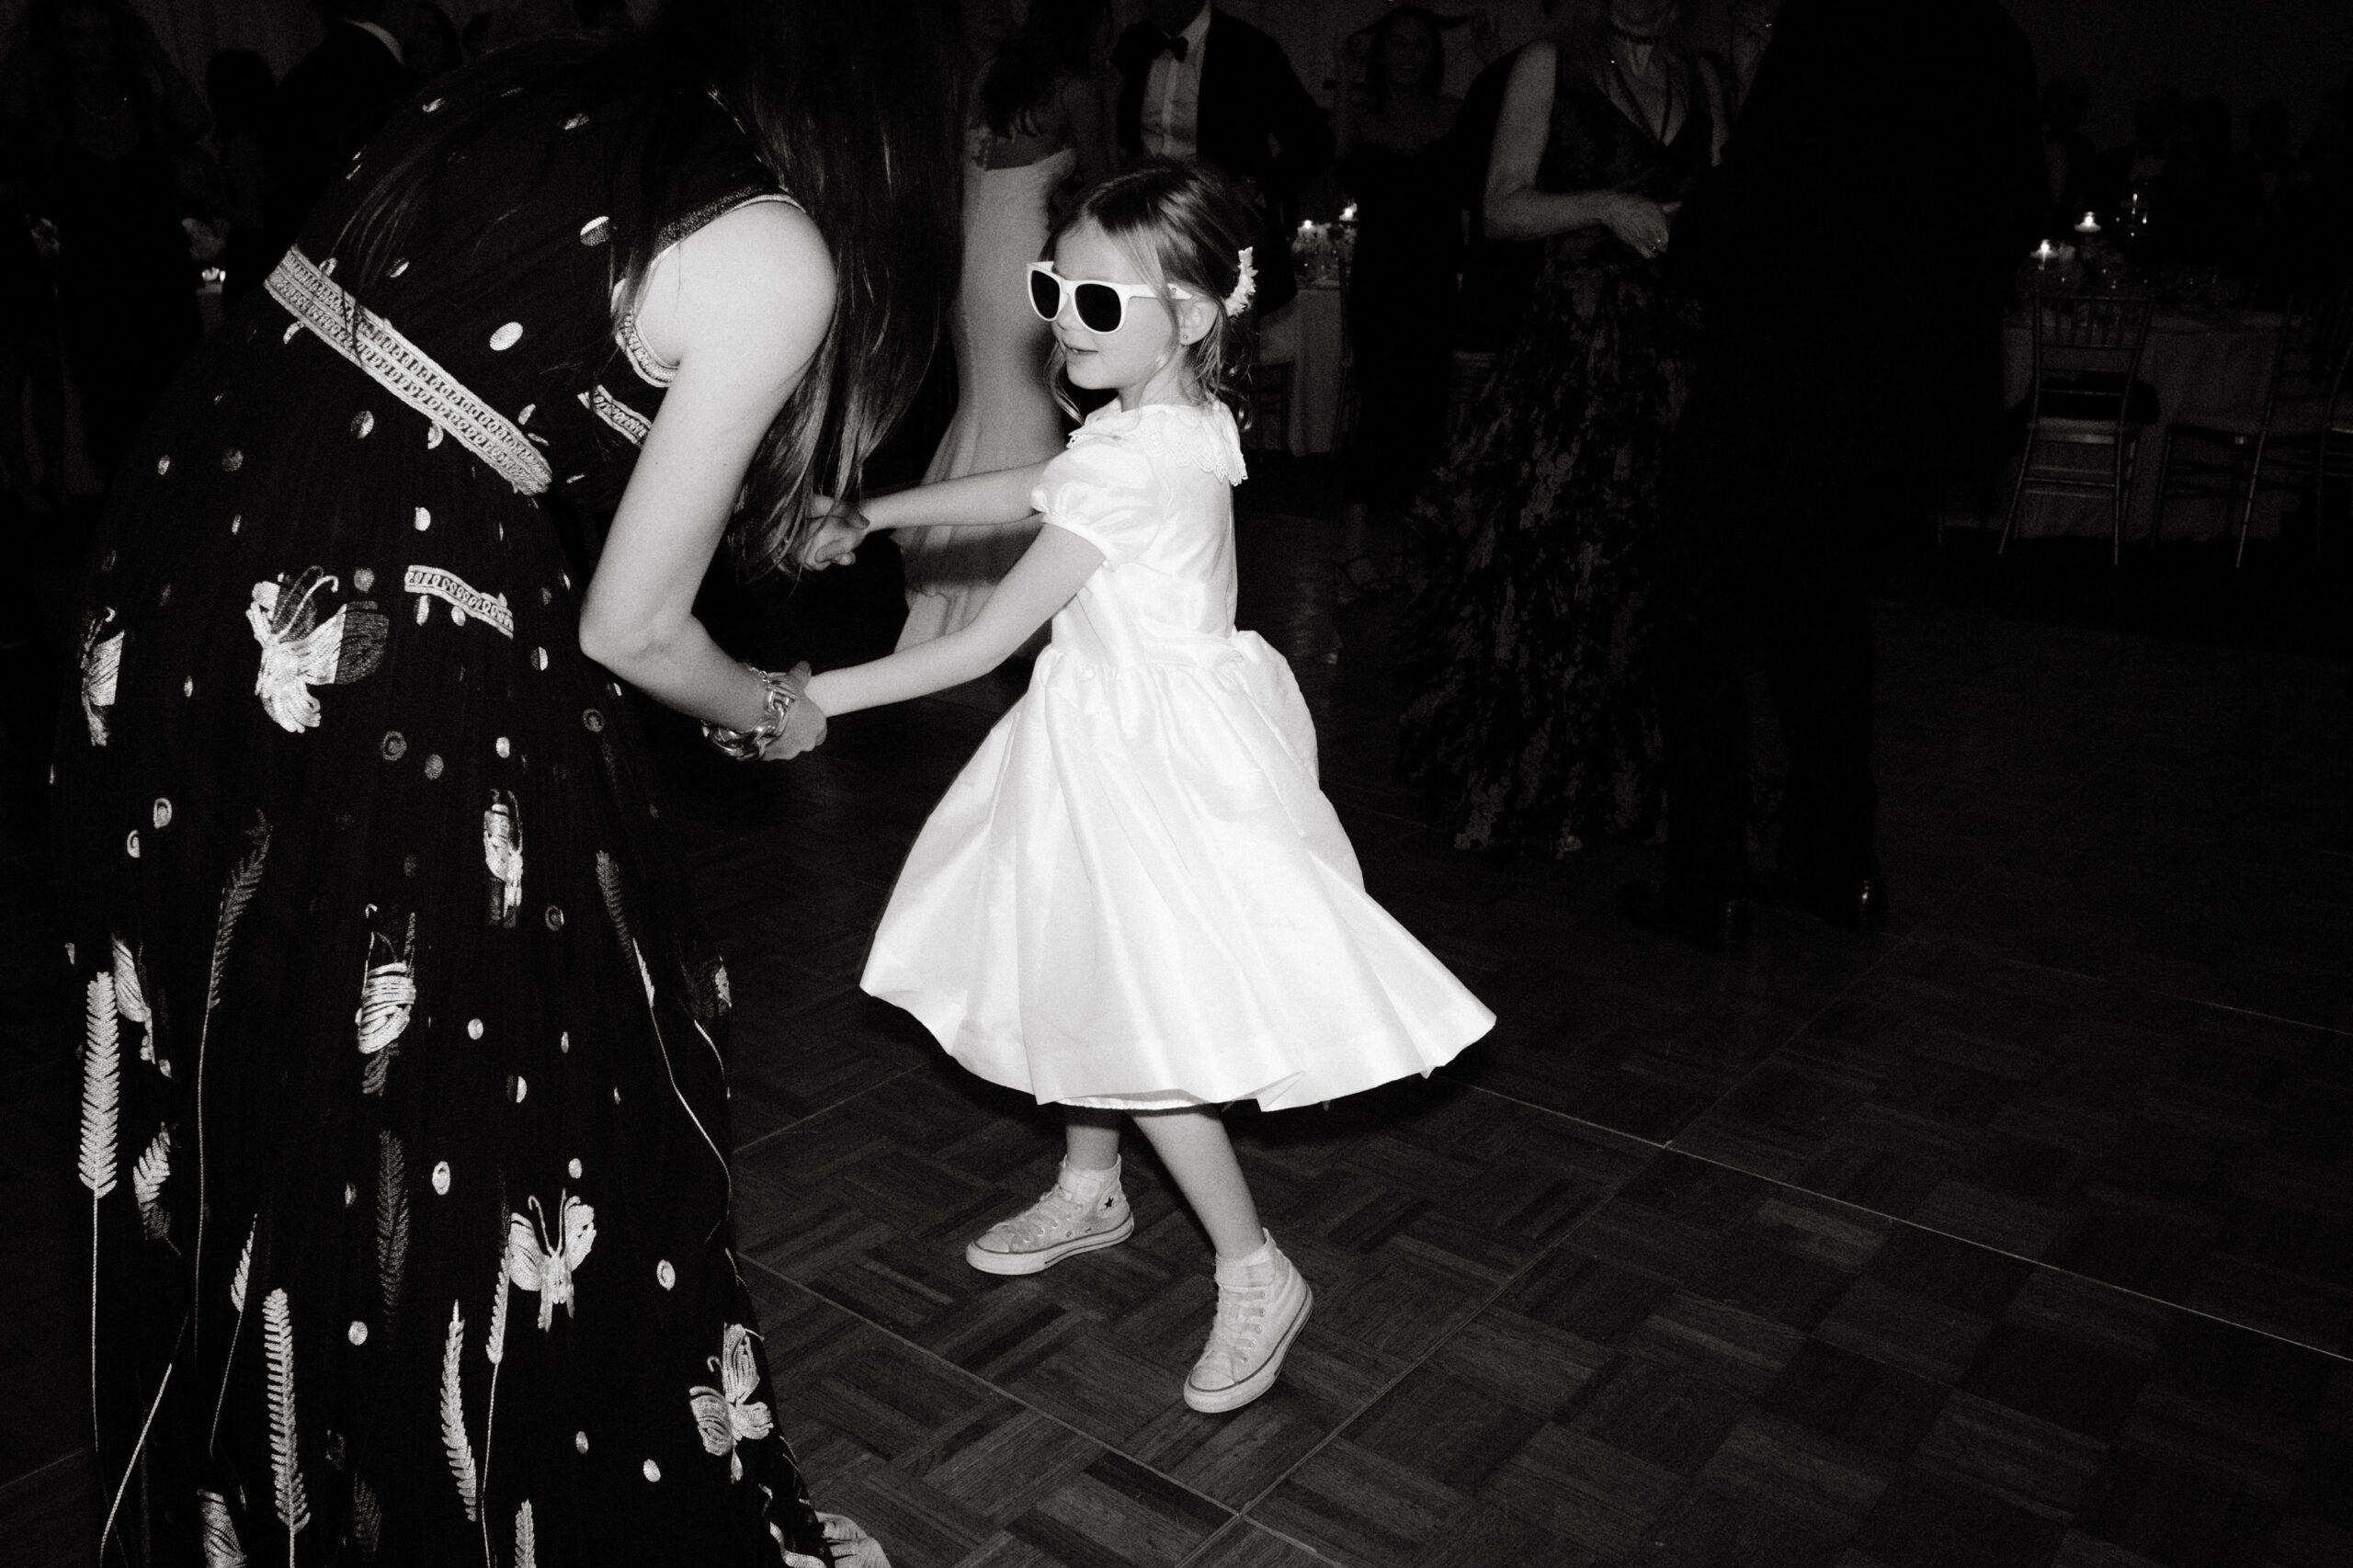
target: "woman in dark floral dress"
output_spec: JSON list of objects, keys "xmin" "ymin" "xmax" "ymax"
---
[
  {"xmin": 1392, "ymin": 2, "xmax": 1724, "ymax": 856},
  {"xmin": 54, "ymin": 4, "xmax": 959, "ymax": 1563}
]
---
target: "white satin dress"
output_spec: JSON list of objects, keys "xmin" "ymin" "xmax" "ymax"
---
[{"xmin": 863, "ymin": 401, "xmax": 1495, "ymax": 1111}]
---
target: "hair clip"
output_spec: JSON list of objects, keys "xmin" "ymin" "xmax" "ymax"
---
[{"xmin": 1222, "ymin": 247, "xmax": 1256, "ymax": 315}]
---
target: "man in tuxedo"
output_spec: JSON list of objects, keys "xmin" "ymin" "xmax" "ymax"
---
[
  {"xmin": 1111, "ymin": 0, "xmax": 1333, "ymax": 314},
  {"xmin": 1624, "ymin": 0, "xmax": 2044, "ymax": 951},
  {"xmin": 262, "ymin": 1, "xmax": 423, "ymax": 269}
]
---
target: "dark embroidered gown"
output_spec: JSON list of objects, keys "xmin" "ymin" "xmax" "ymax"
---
[
  {"xmin": 56, "ymin": 63, "xmax": 834, "ymax": 1566},
  {"xmin": 1393, "ymin": 55, "xmax": 1711, "ymax": 855}
]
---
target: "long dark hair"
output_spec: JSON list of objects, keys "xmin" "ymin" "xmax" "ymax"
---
[
  {"xmin": 1045, "ymin": 162, "xmax": 1256, "ymax": 426},
  {"xmin": 329, "ymin": 0, "xmax": 964, "ymax": 577},
  {"xmin": 977, "ymin": 0, "xmax": 1107, "ymax": 142}
]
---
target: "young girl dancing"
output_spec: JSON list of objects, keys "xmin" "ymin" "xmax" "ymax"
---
[{"xmin": 798, "ymin": 164, "xmax": 1495, "ymax": 1414}]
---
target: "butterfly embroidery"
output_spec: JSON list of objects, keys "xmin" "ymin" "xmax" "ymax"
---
[
  {"xmin": 356, "ymin": 912, "xmax": 416, "ymax": 1095},
  {"xmin": 246, "ymin": 568, "xmax": 389, "ymax": 733},
  {"xmin": 79, "ymin": 608, "xmax": 123, "ymax": 745},
  {"xmin": 505, "ymin": 1193, "xmax": 595, "ymax": 1331},
  {"xmin": 688, "ymin": 1323, "xmax": 773, "ymax": 1482}
]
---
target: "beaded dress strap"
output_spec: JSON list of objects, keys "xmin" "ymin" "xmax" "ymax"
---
[{"xmin": 266, "ymin": 247, "xmax": 551, "ymax": 494}]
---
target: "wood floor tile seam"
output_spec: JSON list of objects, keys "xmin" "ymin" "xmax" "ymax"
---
[
  {"xmin": 0, "ymin": 1447, "xmax": 90, "ymax": 1505},
  {"xmin": 1173, "ymin": 1516, "xmax": 1359, "ymax": 1568},
  {"xmin": 732, "ymin": 1062, "xmax": 924, "ymax": 1162},
  {"xmin": 738, "ymin": 1255, "xmax": 1260, "ymax": 1542},
  {"xmin": 2151, "ymin": 989, "xmax": 2353, "ymax": 1042},
  {"xmin": 1643, "ymin": 1130, "xmax": 2353, "ymax": 1369}
]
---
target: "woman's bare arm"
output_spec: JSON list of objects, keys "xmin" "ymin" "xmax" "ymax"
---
[
  {"xmin": 577, "ymin": 200, "xmax": 833, "ymax": 738},
  {"xmin": 1483, "ymin": 41, "xmax": 1664, "ymax": 250}
]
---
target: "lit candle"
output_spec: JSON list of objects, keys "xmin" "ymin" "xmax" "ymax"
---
[
  {"xmin": 2032, "ymin": 240, "xmax": 2056, "ymax": 269},
  {"xmin": 2075, "ymin": 210, "xmax": 2100, "ymax": 236},
  {"xmin": 1338, "ymin": 202, "xmax": 1358, "ymax": 223}
]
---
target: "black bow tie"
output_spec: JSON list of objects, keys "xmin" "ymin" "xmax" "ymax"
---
[{"xmin": 1154, "ymin": 31, "xmax": 1189, "ymax": 62}]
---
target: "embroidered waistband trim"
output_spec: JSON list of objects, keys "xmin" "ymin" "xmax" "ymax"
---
[
  {"xmin": 404, "ymin": 565, "xmax": 515, "ymax": 638},
  {"xmin": 267, "ymin": 248, "xmax": 551, "ymax": 495},
  {"xmin": 580, "ymin": 385, "xmax": 651, "ymax": 447}
]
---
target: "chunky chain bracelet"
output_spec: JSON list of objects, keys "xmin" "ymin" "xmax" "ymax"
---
[{"xmin": 701, "ymin": 665, "xmax": 799, "ymax": 761}]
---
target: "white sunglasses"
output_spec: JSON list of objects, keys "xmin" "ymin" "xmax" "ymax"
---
[{"xmin": 1027, "ymin": 262, "xmax": 1200, "ymax": 333}]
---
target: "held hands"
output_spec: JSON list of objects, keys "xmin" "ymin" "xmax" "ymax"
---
[
  {"xmin": 1600, "ymin": 193, "xmax": 1676, "ymax": 259},
  {"xmin": 756, "ymin": 663, "xmax": 828, "ymax": 761},
  {"xmin": 799, "ymin": 497, "xmax": 870, "ymax": 572}
]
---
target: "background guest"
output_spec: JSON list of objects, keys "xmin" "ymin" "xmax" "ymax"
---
[
  {"xmin": 1333, "ymin": 6, "xmax": 1472, "ymax": 593},
  {"xmin": 203, "ymin": 48, "xmax": 273, "ymax": 304},
  {"xmin": 1111, "ymin": 0, "xmax": 1332, "ymax": 317},
  {"xmin": 0, "ymin": 0, "xmax": 209, "ymax": 479},
  {"xmin": 1394, "ymin": 0, "xmax": 1723, "ymax": 858},
  {"xmin": 898, "ymin": 0, "xmax": 1118, "ymax": 649},
  {"xmin": 261, "ymin": 0, "xmax": 421, "ymax": 273},
  {"xmin": 1631, "ymin": 0, "xmax": 2043, "ymax": 949},
  {"xmin": 2093, "ymin": 83, "xmax": 2181, "ymax": 219}
]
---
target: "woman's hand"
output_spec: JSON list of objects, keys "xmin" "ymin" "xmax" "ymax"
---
[
  {"xmin": 799, "ymin": 500, "xmax": 870, "ymax": 571},
  {"xmin": 756, "ymin": 664, "xmax": 828, "ymax": 760},
  {"xmin": 1598, "ymin": 193, "xmax": 1674, "ymax": 258}
]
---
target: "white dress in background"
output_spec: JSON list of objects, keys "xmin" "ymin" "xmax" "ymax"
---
[
  {"xmin": 895, "ymin": 141, "xmax": 1076, "ymax": 649},
  {"xmin": 865, "ymin": 402, "xmax": 1495, "ymax": 1111}
]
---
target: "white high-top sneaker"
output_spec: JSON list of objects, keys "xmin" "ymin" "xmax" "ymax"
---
[
  {"xmin": 965, "ymin": 1159, "xmax": 1134, "ymax": 1275},
  {"xmin": 1183, "ymin": 1232, "xmax": 1313, "ymax": 1414}
]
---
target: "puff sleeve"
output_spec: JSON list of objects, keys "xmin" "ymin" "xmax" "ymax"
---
[{"xmin": 1030, "ymin": 436, "xmax": 1162, "ymax": 572}]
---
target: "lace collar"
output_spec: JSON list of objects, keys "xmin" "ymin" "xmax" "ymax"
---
[{"xmin": 1069, "ymin": 401, "xmax": 1248, "ymax": 487}]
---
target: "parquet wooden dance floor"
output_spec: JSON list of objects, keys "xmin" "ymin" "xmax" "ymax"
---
[{"xmin": 2, "ymin": 505, "xmax": 2347, "ymax": 1567}]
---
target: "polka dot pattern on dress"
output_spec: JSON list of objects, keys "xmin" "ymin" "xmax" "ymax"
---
[
  {"xmin": 390, "ymin": 259, "xmax": 410, "ymax": 278},
  {"xmin": 568, "ymin": 1157, "xmax": 582, "ymax": 1178},
  {"xmin": 466, "ymin": 1018, "xmax": 483, "ymax": 1040},
  {"xmin": 354, "ymin": 567, "xmax": 375, "ymax": 593},
  {"xmin": 532, "ymin": 647, "xmax": 550, "ymax": 671},
  {"xmin": 431, "ymin": 1161, "xmax": 450, "ymax": 1195},
  {"xmin": 574, "ymin": 1431, "xmax": 590, "ymax": 1454},
  {"xmin": 580, "ymin": 216, "xmax": 611, "ymax": 246},
  {"xmin": 495, "ymin": 736, "xmax": 511, "ymax": 758},
  {"xmin": 425, "ymin": 755, "xmax": 445, "ymax": 780},
  {"xmin": 125, "ymin": 831, "xmax": 140, "ymax": 858},
  {"xmin": 545, "ymin": 905, "xmax": 564, "ymax": 931},
  {"xmin": 426, "ymin": 425, "xmax": 444, "ymax": 449},
  {"xmin": 381, "ymin": 732, "xmax": 407, "ymax": 760},
  {"xmin": 221, "ymin": 448, "xmax": 243, "ymax": 472},
  {"xmin": 152, "ymin": 799, "xmax": 172, "ymax": 829},
  {"xmin": 642, "ymin": 1460, "xmax": 660, "ymax": 1483},
  {"xmin": 415, "ymin": 507, "xmax": 431, "ymax": 531},
  {"xmin": 348, "ymin": 1321, "xmax": 369, "ymax": 1346},
  {"xmin": 155, "ymin": 455, "xmax": 171, "ymax": 475},
  {"xmin": 351, "ymin": 410, "xmax": 375, "ymax": 438},
  {"xmin": 655, "ymin": 1261, "xmax": 675, "ymax": 1290},
  {"xmin": 564, "ymin": 113, "xmax": 590, "ymax": 131},
  {"xmin": 490, "ymin": 323, "xmax": 525, "ymax": 352}
]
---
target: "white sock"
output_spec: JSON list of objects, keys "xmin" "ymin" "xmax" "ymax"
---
[
  {"xmin": 1216, "ymin": 1229, "xmax": 1277, "ymax": 1273},
  {"xmin": 1058, "ymin": 1156, "xmax": 1120, "ymax": 1198}
]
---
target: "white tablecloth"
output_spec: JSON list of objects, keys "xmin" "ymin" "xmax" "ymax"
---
[
  {"xmin": 1997, "ymin": 312, "xmax": 2287, "ymax": 542},
  {"xmin": 1256, "ymin": 285, "xmax": 1346, "ymax": 456}
]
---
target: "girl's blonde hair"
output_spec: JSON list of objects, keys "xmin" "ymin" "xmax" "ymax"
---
[{"xmin": 1043, "ymin": 161, "xmax": 1258, "ymax": 426}]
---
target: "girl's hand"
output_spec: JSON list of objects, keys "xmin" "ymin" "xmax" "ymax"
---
[
  {"xmin": 1598, "ymin": 193, "xmax": 1673, "ymax": 258},
  {"xmin": 799, "ymin": 500, "xmax": 870, "ymax": 571},
  {"xmin": 756, "ymin": 664, "xmax": 828, "ymax": 760}
]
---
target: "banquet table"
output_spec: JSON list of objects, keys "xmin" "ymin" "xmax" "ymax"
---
[
  {"xmin": 1256, "ymin": 283, "xmax": 1347, "ymax": 456},
  {"xmin": 1996, "ymin": 310, "xmax": 2289, "ymax": 544}
]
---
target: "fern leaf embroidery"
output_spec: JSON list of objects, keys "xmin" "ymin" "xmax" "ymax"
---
[
  {"xmin": 375, "ymin": 1132, "xmax": 407, "ymax": 1332},
  {"xmin": 261, "ymin": 1288, "xmax": 310, "ymax": 1539},
  {"xmin": 230, "ymin": 1219, "xmax": 255, "ymax": 1314},
  {"xmin": 208, "ymin": 819, "xmax": 272, "ymax": 1017},
  {"xmin": 596, "ymin": 850, "xmax": 629, "ymax": 949},
  {"xmin": 485, "ymin": 1256, "xmax": 509, "ymax": 1366},
  {"xmin": 132, "ymin": 1125, "xmax": 172, "ymax": 1241},
  {"xmin": 514, "ymin": 1500, "xmax": 537, "ymax": 1568},
  {"xmin": 351, "ymin": 1477, "xmax": 381, "ymax": 1560},
  {"xmin": 197, "ymin": 1487, "xmax": 247, "ymax": 1568},
  {"xmin": 439, "ymin": 1302, "xmax": 480, "ymax": 1520},
  {"xmin": 79, "ymin": 974, "xmax": 121, "ymax": 1198}
]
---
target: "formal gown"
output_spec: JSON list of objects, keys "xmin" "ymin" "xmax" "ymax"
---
[
  {"xmin": 1393, "ymin": 56, "xmax": 1711, "ymax": 856},
  {"xmin": 864, "ymin": 402, "xmax": 1494, "ymax": 1111},
  {"xmin": 57, "ymin": 61, "xmax": 833, "ymax": 1566},
  {"xmin": 895, "ymin": 135, "xmax": 1073, "ymax": 649}
]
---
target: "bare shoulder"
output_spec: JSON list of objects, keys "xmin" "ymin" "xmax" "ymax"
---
[{"xmin": 636, "ymin": 200, "xmax": 836, "ymax": 379}]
